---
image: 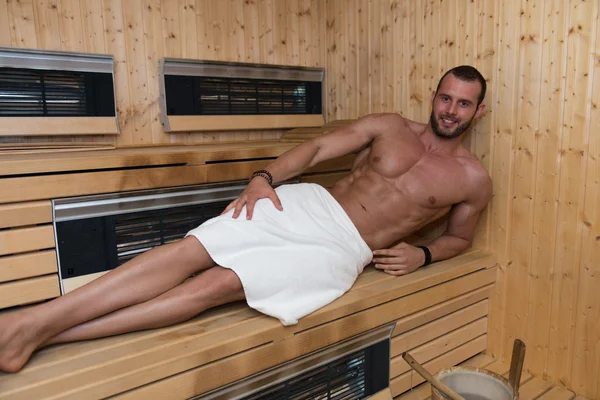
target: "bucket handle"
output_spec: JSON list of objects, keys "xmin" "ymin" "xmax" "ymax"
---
[{"xmin": 402, "ymin": 352, "xmax": 465, "ymax": 400}]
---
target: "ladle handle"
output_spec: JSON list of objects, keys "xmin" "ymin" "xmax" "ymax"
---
[
  {"xmin": 508, "ymin": 339, "xmax": 526, "ymax": 398},
  {"xmin": 402, "ymin": 352, "xmax": 464, "ymax": 400}
]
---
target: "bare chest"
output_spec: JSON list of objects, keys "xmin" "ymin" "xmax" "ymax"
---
[{"xmin": 365, "ymin": 140, "xmax": 469, "ymax": 208}]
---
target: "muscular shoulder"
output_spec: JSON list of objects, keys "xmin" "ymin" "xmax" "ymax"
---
[
  {"xmin": 357, "ymin": 113, "xmax": 424, "ymax": 137},
  {"xmin": 459, "ymin": 156, "xmax": 493, "ymax": 207}
]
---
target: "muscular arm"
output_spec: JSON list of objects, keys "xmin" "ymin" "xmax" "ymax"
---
[
  {"xmin": 427, "ymin": 171, "xmax": 493, "ymax": 262},
  {"xmin": 262, "ymin": 114, "xmax": 396, "ymax": 184}
]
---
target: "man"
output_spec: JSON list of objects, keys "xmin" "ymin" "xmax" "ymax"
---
[{"xmin": 0, "ymin": 65, "xmax": 491, "ymax": 373}]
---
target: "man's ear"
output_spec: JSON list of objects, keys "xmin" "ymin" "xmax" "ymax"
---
[
  {"xmin": 475, "ymin": 103, "xmax": 486, "ymax": 118},
  {"xmin": 431, "ymin": 91, "xmax": 436, "ymax": 102}
]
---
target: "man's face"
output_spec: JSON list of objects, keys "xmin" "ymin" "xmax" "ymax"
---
[{"xmin": 429, "ymin": 74, "xmax": 485, "ymax": 140}]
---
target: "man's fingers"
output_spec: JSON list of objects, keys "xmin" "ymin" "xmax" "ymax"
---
[
  {"xmin": 269, "ymin": 192, "xmax": 283, "ymax": 211},
  {"xmin": 383, "ymin": 269, "xmax": 409, "ymax": 276},
  {"xmin": 245, "ymin": 198, "xmax": 256, "ymax": 220},
  {"xmin": 374, "ymin": 263, "xmax": 405, "ymax": 271},
  {"xmin": 232, "ymin": 197, "xmax": 246, "ymax": 219},
  {"xmin": 372, "ymin": 249, "xmax": 398, "ymax": 257},
  {"xmin": 373, "ymin": 256, "xmax": 404, "ymax": 265},
  {"xmin": 221, "ymin": 199, "xmax": 237, "ymax": 215}
]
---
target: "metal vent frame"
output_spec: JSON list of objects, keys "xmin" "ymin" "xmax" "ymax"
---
[
  {"xmin": 199, "ymin": 323, "xmax": 395, "ymax": 400},
  {"xmin": 0, "ymin": 46, "xmax": 119, "ymax": 136},
  {"xmin": 158, "ymin": 58, "xmax": 326, "ymax": 132}
]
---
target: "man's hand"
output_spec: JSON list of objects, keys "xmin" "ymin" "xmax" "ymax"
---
[
  {"xmin": 372, "ymin": 242, "xmax": 426, "ymax": 276},
  {"xmin": 221, "ymin": 176, "xmax": 283, "ymax": 220}
]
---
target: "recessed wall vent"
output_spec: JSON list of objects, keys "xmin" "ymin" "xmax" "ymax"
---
[
  {"xmin": 200, "ymin": 324, "xmax": 394, "ymax": 400},
  {"xmin": 0, "ymin": 47, "xmax": 118, "ymax": 136},
  {"xmin": 159, "ymin": 59, "xmax": 325, "ymax": 132},
  {"xmin": 52, "ymin": 182, "xmax": 248, "ymax": 294}
]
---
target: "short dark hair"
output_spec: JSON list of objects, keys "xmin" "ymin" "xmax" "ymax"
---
[{"xmin": 435, "ymin": 65, "xmax": 487, "ymax": 106}]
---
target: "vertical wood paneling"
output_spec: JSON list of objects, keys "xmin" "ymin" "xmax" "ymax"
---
[
  {"xmin": 33, "ymin": 0, "xmax": 62, "ymax": 50},
  {"xmin": 524, "ymin": 0, "xmax": 567, "ymax": 378},
  {"xmin": 547, "ymin": 0, "xmax": 595, "ymax": 389},
  {"xmin": 503, "ymin": 0, "xmax": 543, "ymax": 370},
  {"xmin": 0, "ymin": 1, "xmax": 12, "ymax": 47},
  {"xmin": 57, "ymin": 0, "xmax": 85, "ymax": 52},
  {"xmin": 8, "ymin": 0, "xmax": 38, "ymax": 48}
]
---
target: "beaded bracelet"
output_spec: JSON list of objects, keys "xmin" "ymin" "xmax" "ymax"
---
[{"xmin": 250, "ymin": 169, "xmax": 273, "ymax": 186}]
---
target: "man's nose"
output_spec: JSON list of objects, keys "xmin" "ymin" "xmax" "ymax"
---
[{"xmin": 447, "ymin": 102, "xmax": 458, "ymax": 115}]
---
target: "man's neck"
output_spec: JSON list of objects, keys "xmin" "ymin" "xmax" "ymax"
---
[{"xmin": 418, "ymin": 125, "xmax": 465, "ymax": 155}]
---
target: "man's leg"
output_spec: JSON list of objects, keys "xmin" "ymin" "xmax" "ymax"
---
[
  {"xmin": 0, "ymin": 236, "xmax": 215, "ymax": 373},
  {"xmin": 45, "ymin": 266, "xmax": 244, "ymax": 344}
]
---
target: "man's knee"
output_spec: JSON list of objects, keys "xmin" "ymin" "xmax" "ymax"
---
[{"xmin": 200, "ymin": 267, "xmax": 244, "ymax": 303}]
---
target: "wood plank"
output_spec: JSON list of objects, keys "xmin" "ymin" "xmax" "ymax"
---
[
  {"xmin": 0, "ymin": 250, "xmax": 57, "ymax": 283},
  {"xmin": 1, "ymin": 258, "xmax": 495, "ymax": 399},
  {"xmin": 0, "ymin": 275, "xmax": 59, "ymax": 309},
  {"xmin": 524, "ymin": 0, "xmax": 568, "ymax": 377},
  {"xmin": 295, "ymin": 252, "xmax": 496, "ymax": 331},
  {"xmin": 0, "ymin": 0, "xmax": 12, "ymax": 47},
  {"xmin": 0, "ymin": 117, "xmax": 119, "ymax": 136},
  {"xmin": 369, "ymin": 388, "xmax": 393, "ymax": 400},
  {"xmin": 0, "ymin": 225, "xmax": 55, "ymax": 256},
  {"xmin": 166, "ymin": 115, "xmax": 325, "ymax": 132},
  {"xmin": 393, "ymin": 286, "xmax": 491, "ymax": 338},
  {"xmin": 391, "ymin": 301, "xmax": 488, "ymax": 357},
  {"xmin": 460, "ymin": 352, "xmax": 496, "ymax": 368},
  {"xmin": 537, "ymin": 386, "xmax": 575, "ymax": 400},
  {"xmin": 115, "ymin": 277, "xmax": 491, "ymax": 400},
  {"xmin": 390, "ymin": 336, "xmax": 488, "ymax": 397},
  {"xmin": 391, "ymin": 318, "xmax": 488, "ymax": 378},
  {"xmin": 32, "ymin": 0, "xmax": 62, "ymax": 50},
  {"xmin": 7, "ymin": 0, "xmax": 38, "ymax": 48},
  {"xmin": 503, "ymin": 0, "xmax": 543, "ymax": 368},
  {"xmin": 486, "ymin": 0, "xmax": 520, "ymax": 362},
  {"xmin": 0, "ymin": 142, "xmax": 295, "ymax": 176},
  {"xmin": 546, "ymin": 0, "xmax": 596, "ymax": 389},
  {"xmin": 0, "ymin": 160, "xmax": 273, "ymax": 204},
  {"xmin": 395, "ymin": 383, "xmax": 431, "ymax": 400},
  {"xmin": 0, "ymin": 201, "xmax": 52, "ymax": 229},
  {"xmin": 518, "ymin": 376, "xmax": 554, "ymax": 400}
]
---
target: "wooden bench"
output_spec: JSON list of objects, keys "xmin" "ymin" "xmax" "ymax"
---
[
  {"xmin": 0, "ymin": 127, "xmax": 497, "ymax": 399},
  {"xmin": 0, "ymin": 249, "xmax": 496, "ymax": 399}
]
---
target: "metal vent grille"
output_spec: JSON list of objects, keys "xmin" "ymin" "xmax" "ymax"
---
[
  {"xmin": 241, "ymin": 350, "xmax": 367, "ymax": 400},
  {"xmin": 115, "ymin": 201, "xmax": 230, "ymax": 264},
  {"xmin": 164, "ymin": 75, "xmax": 322, "ymax": 116},
  {"xmin": 0, "ymin": 67, "xmax": 115, "ymax": 117}
]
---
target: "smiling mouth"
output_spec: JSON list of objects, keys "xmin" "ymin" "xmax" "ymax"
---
[{"xmin": 441, "ymin": 117, "xmax": 458, "ymax": 125}]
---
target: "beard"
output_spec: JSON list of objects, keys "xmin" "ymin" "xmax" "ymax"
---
[{"xmin": 429, "ymin": 112, "xmax": 474, "ymax": 140}]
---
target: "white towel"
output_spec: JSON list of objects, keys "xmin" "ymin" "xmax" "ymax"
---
[{"xmin": 185, "ymin": 183, "xmax": 373, "ymax": 326}]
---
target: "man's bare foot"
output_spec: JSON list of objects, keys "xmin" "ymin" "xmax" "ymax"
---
[{"xmin": 0, "ymin": 310, "xmax": 44, "ymax": 373}]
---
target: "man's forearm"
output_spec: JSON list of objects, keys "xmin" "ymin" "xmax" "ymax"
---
[
  {"xmin": 259, "ymin": 140, "xmax": 321, "ymax": 184},
  {"xmin": 425, "ymin": 235, "xmax": 471, "ymax": 263}
]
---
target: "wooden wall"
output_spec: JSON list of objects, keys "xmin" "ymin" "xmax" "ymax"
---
[
  {"xmin": 0, "ymin": 0, "xmax": 327, "ymax": 147},
  {"xmin": 325, "ymin": 0, "xmax": 600, "ymax": 398},
  {"xmin": 3, "ymin": 0, "xmax": 600, "ymax": 397}
]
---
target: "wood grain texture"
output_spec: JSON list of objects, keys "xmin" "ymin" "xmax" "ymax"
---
[
  {"xmin": 0, "ymin": 251, "xmax": 496, "ymax": 400},
  {"xmin": 0, "ymin": 201, "xmax": 52, "ymax": 229},
  {"xmin": 0, "ymin": 250, "xmax": 58, "ymax": 283},
  {"xmin": 0, "ymin": 226, "xmax": 55, "ymax": 256},
  {"xmin": 0, "ymin": 275, "xmax": 60, "ymax": 309},
  {"xmin": 3, "ymin": 0, "xmax": 325, "ymax": 146}
]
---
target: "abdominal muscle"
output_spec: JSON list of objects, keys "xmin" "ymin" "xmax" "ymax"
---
[{"xmin": 327, "ymin": 169, "xmax": 442, "ymax": 250}]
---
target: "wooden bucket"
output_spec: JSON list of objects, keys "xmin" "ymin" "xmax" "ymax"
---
[{"xmin": 430, "ymin": 366, "xmax": 515, "ymax": 400}]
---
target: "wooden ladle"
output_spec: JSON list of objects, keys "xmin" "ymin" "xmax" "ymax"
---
[{"xmin": 402, "ymin": 352, "xmax": 465, "ymax": 400}]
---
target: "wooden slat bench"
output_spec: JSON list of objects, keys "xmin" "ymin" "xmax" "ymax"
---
[
  {"xmin": 0, "ymin": 249, "xmax": 496, "ymax": 399},
  {"xmin": 0, "ymin": 131, "xmax": 497, "ymax": 399}
]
